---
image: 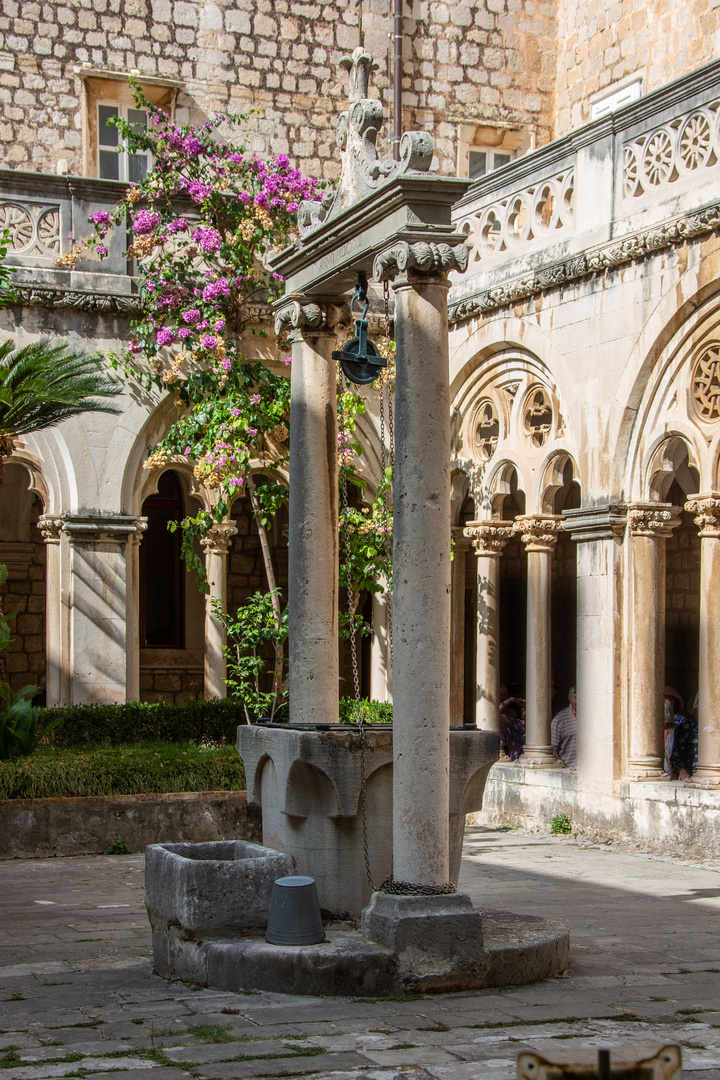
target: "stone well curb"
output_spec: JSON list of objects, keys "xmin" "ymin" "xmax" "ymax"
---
[{"xmin": 0, "ymin": 790, "xmax": 261, "ymax": 858}]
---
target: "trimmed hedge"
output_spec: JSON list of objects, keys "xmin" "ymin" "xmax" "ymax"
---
[
  {"xmin": 37, "ymin": 698, "xmax": 244, "ymax": 748},
  {"xmin": 338, "ymin": 698, "xmax": 393, "ymax": 724},
  {"xmin": 0, "ymin": 741, "xmax": 246, "ymax": 800},
  {"xmin": 35, "ymin": 697, "xmax": 392, "ymax": 748}
]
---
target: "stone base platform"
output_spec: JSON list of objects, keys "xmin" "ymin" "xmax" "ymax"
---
[{"xmin": 152, "ymin": 909, "xmax": 569, "ymax": 997}]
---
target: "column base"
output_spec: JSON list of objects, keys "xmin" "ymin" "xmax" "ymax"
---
[
  {"xmin": 627, "ymin": 758, "xmax": 667, "ymax": 781},
  {"xmin": 361, "ymin": 890, "xmax": 487, "ymax": 992},
  {"xmin": 522, "ymin": 746, "xmax": 558, "ymax": 767},
  {"xmin": 687, "ymin": 766, "xmax": 720, "ymax": 787}
]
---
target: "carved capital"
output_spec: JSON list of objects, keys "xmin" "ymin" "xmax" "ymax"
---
[
  {"xmin": 373, "ymin": 241, "xmax": 469, "ymax": 283},
  {"xmin": 201, "ymin": 521, "xmax": 238, "ymax": 557},
  {"xmin": 37, "ymin": 515, "xmax": 64, "ymax": 544},
  {"xmin": 685, "ymin": 494, "xmax": 720, "ymax": 538},
  {"xmin": 627, "ymin": 504, "xmax": 682, "ymax": 538},
  {"xmin": 274, "ymin": 299, "xmax": 351, "ymax": 341},
  {"xmin": 513, "ymin": 515, "xmax": 563, "ymax": 553},
  {"xmin": 465, "ymin": 521, "xmax": 514, "ymax": 557},
  {"xmin": 129, "ymin": 517, "xmax": 148, "ymax": 546}
]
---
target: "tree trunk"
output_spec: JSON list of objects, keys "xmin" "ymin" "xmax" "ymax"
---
[{"xmin": 246, "ymin": 473, "xmax": 284, "ymax": 703}]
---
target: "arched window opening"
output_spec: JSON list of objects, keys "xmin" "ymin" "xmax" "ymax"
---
[
  {"xmin": 664, "ymin": 477, "xmax": 701, "ymax": 713},
  {"xmin": 140, "ymin": 469, "xmax": 184, "ymax": 649},
  {"xmin": 497, "ymin": 467, "xmax": 527, "ymax": 704},
  {"xmin": 0, "ymin": 463, "xmax": 46, "ymax": 695}
]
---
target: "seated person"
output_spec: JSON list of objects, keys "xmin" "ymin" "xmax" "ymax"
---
[{"xmin": 551, "ymin": 686, "xmax": 577, "ymax": 768}]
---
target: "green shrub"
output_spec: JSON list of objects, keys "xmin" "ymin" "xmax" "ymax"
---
[
  {"xmin": 338, "ymin": 697, "xmax": 393, "ymax": 725},
  {"xmin": 105, "ymin": 837, "xmax": 132, "ymax": 855},
  {"xmin": 0, "ymin": 741, "xmax": 246, "ymax": 800},
  {"xmin": 36, "ymin": 698, "xmax": 244, "ymax": 748},
  {"xmin": 550, "ymin": 813, "xmax": 572, "ymax": 835}
]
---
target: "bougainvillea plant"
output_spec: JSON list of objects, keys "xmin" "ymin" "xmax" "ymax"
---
[
  {"xmin": 58, "ymin": 82, "xmax": 319, "ymax": 594},
  {"xmin": 59, "ymin": 83, "xmax": 397, "ymax": 689}
]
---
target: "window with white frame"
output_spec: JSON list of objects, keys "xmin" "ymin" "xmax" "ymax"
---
[
  {"xmin": 97, "ymin": 103, "xmax": 151, "ymax": 182},
  {"xmin": 468, "ymin": 147, "xmax": 516, "ymax": 181}
]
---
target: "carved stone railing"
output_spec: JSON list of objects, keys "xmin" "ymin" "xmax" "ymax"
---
[
  {"xmin": 0, "ymin": 169, "xmax": 140, "ymax": 313},
  {"xmin": 451, "ymin": 59, "xmax": 720, "ymax": 323}
]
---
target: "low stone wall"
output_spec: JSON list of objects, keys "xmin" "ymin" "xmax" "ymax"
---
[
  {"xmin": 0, "ymin": 790, "xmax": 262, "ymax": 859},
  {"xmin": 476, "ymin": 762, "xmax": 720, "ymax": 858}
]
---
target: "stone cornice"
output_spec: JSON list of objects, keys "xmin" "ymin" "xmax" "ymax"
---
[
  {"xmin": 62, "ymin": 514, "xmax": 145, "ymax": 544},
  {"xmin": 449, "ymin": 201, "xmax": 720, "ymax": 326},
  {"xmin": 562, "ymin": 504, "xmax": 628, "ymax": 542},
  {"xmin": 374, "ymin": 240, "xmax": 469, "ymax": 283},
  {"xmin": 685, "ymin": 494, "xmax": 720, "ymax": 538},
  {"xmin": 464, "ymin": 521, "xmax": 514, "ymax": 557}
]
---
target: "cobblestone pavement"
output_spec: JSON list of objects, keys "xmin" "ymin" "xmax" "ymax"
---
[{"xmin": 1, "ymin": 826, "xmax": 720, "ymax": 1080}]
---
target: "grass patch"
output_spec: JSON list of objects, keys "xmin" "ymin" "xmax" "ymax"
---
[
  {"xmin": 495, "ymin": 824, "xmax": 518, "ymax": 832},
  {"xmin": 186, "ymin": 1023, "xmax": 236, "ymax": 1043},
  {"xmin": 3, "ymin": 993, "xmax": 24, "ymax": 1001},
  {"xmin": 0, "ymin": 741, "xmax": 245, "ymax": 799},
  {"xmin": 416, "ymin": 1023, "xmax": 451, "ymax": 1032}
]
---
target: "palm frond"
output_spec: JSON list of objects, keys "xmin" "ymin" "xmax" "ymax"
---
[{"xmin": 0, "ymin": 338, "xmax": 123, "ymax": 439}]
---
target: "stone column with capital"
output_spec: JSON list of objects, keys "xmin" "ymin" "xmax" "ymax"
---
[
  {"xmin": 275, "ymin": 298, "xmax": 351, "ymax": 727},
  {"xmin": 201, "ymin": 521, "xmax": 238, "ymax": 701},
  {"xmin": 126, "ymin": 517, "xmax": 147, "ymax": 701},
  {"xmin": 450, "ymin": 527, "xmax": 470, "ymax": 726},
  {"xmin": 37, "ymin": 516, "xmax": 65, "ymax": 705},
  {"xmin": 627, "ymin": 504, "xmax": 681, "ymax": 779},
  {"xmin": 685, "ymin": 495, "xmax": 720, "ymax": 783},
  {"xmin": 373, "ymin": 240, "xmax": 468, "ymax": 888},
  {"xmin": 514, "ymin": 515, "xmax": 563, "ymax": 765},
  {"xmin": 62, "ymin": 514, "xmax": 146, "ymax": 705},
  {"xmin": 467, "ymin": 521, "xmax": 514, "ymax": 733}
]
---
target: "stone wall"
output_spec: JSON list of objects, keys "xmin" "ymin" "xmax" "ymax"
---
[
  {"xmin": 555, "ymin": 0, "xmax": 720, "ymax": 134},
  {"xmin": 1, "ymin": 497, "xmax": 46, "ymax": 696},
  {"xmin": 0, "ymin": 0, "xmax": 556, "ymax": 178},
  {"xmin": 140, "ymin": 663, "xmax": 204, "ymax": 703}
]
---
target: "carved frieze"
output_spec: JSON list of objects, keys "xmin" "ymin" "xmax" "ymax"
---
[
  {"xmin": 449, "ymin": 201, "xmax": 720, "ymax": 325},
  {"xmin": 624, "ymin": 103, "xmax": 720, "ymax": 200},
  {"xmin": 373, "ymin": 241, "xmax": 469, "ymax": 282},
  {"xmin": 11, "ymin": 285, "xmax": 142, "ymax": 314}
]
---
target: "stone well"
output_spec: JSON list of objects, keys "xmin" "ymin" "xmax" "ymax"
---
[{"xmin": 238, "ymin": 722, "xmax": 500, "ymax": 916}]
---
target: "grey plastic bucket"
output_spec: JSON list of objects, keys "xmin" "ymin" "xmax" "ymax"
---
[{"xmin": 265, "ymin": 875, "xmax": 325, "ymax": 945}]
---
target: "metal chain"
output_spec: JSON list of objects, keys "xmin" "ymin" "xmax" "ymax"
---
[
  {"xmin": 337, "ymin": 366, "xmax": 374, "ymax": 891},
  {"xmin": 380, "ymin": 878, "xmax": 457, "ymax": 895}
]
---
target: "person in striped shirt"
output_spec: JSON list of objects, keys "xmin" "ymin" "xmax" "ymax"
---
[{"xmin": 551, "ymin": 686, "xmax": 577, "ymax": 768}]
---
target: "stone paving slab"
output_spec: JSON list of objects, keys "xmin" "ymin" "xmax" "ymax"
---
[{"xmin": 1, "ymin": 832, "xmax": 720, "ymax": 1077}]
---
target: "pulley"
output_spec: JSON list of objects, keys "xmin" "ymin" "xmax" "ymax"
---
[{"xmin": 332, "ymin": 273, "xmax": 387, "ymax": 386}]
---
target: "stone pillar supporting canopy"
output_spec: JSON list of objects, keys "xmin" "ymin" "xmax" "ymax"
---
[
  {"xmin": 627, "ymin": 503, "xmax": 681, "ymax": 779},
  {"xmin": 513, "ymin": 515, "xmax": 564, "ymax": 766},
  {"xmin": 466, "ymin": 521, "xmax": 514, "ymax": 733},
  {"xmin": 61, "ymin": 514, "xmax": 146, "ymax": 705},
  {"xmin": 685, "ymin": 495, "xmax": 720, "ymax": 785},
  {"xmin": 450, "ymin": 527, "xmax": 471, "ymax": 727},
  {"xmin": 275, "ymin": 299, "xmax": 351, "ymax": 727},
  {"xmin": 374, "ymin": 239, "xmax": 468, "ymax": 890},
  {"xmin": 201, "ymin": 520, "xmax": 239, "ymax": 701}
]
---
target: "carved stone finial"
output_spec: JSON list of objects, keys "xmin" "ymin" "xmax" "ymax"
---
[
  {"xmin": 685, "ymin": 495, "xmax": 720, "ymax": 537},
  {"xmin": 339, "ymin": 47, "xmax": 378, "ymax": 102},
  {"xmin": 297, "ymin": 51, "xmax": 433, "ymax": 237},
  {"xmin": 373, "ymin": 241, "xmax": 469, "ymax": 283},
  {"xmin": 513, "ymin": 515, "xmax": 564, "ymax": 552},
  {"xmin": 201, "ymin": 521, "xmax": 238, "ymax": 557}
]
